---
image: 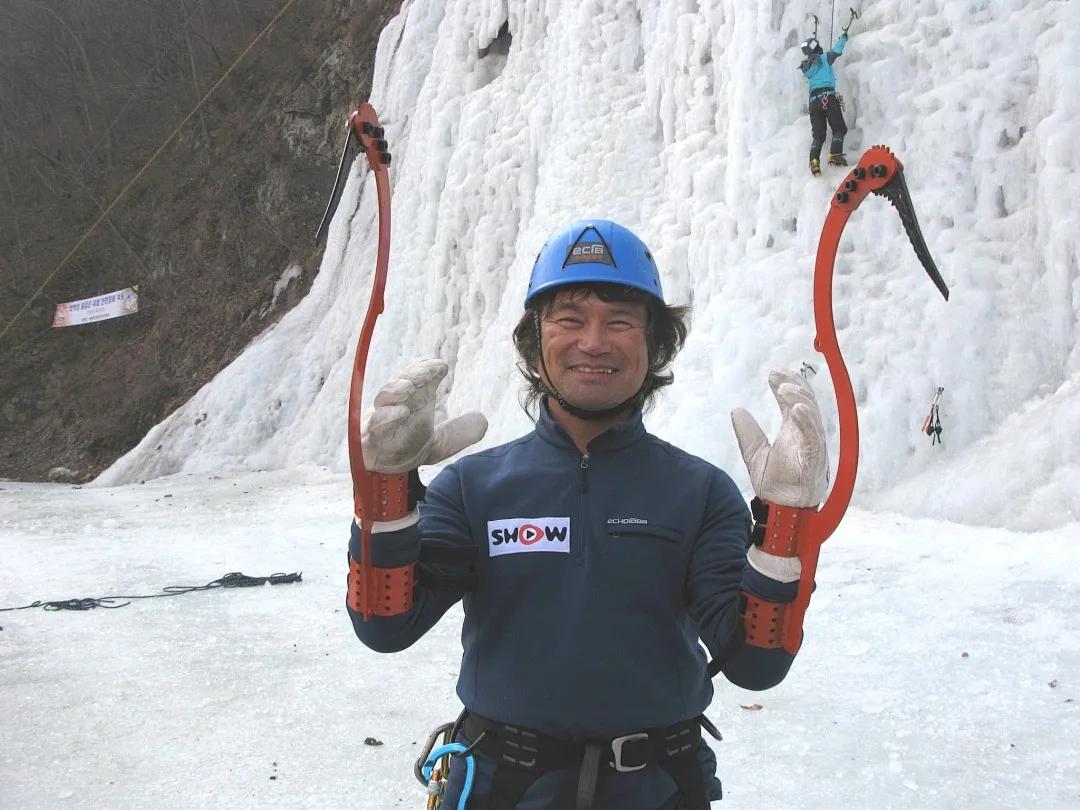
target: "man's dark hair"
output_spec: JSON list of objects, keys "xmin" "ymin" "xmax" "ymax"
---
[{"xmin": 512, "ymin": 283, "xmax": 691, "ymax": 418}]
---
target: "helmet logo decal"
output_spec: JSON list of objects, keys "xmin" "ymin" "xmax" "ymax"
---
[
  {"xmin": 565, "ymin": 241, "xmax": 614, "ymax": 267},
  {"xmin": 562, "ymin": 224, "xmax": 618, "ymax": 270}
]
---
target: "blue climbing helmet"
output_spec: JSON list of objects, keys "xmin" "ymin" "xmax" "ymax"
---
[{"xmin": 525, "ymin": 220, "xmax": 664, "ymax": 305}]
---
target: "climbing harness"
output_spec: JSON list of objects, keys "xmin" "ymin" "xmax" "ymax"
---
[
  {"xmin": 422, "ymin": 711, "xmax": 719, "ymax": 810},
  {"xmin": 921, "ymin": 386, "xmax": 944, "ymax": 445},
  {"xmin": 783, "ymin": 145, "xmax": 950, "ymax": 654},
  {"xmin": 809, "ymin": 87, "xmax": 837, "ymax": 106}
]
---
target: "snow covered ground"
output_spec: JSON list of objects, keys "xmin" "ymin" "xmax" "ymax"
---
[
  {"xmin": 4, "ymin": 0, "xmax": 1079, "ymax": 807},
  {"xmin": 2, "ymin": 469, "xmax": 1078, "ymax": 809}
]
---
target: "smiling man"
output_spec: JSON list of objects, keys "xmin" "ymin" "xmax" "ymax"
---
[
  {"xmin": 534, "ymin": 293, "xmax": 649, "ymax": 415},
  {"xmin": 348, "ymin": 220, "xmax": 830, "ymax": 809}
]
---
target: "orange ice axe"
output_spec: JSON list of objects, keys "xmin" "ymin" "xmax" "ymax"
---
[{"xmin": 786, "ymin": 145, "xmax": 949, "ymax": 654}]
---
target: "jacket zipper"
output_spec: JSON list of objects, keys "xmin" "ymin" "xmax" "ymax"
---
[{"xmin": 580, "ymin": 452, "xmax": 590, "ymax": 493}]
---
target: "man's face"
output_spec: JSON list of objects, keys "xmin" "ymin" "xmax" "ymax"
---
[{"xmin": 539, "ymin": 290, "xmax": 650, "ymax": 412}]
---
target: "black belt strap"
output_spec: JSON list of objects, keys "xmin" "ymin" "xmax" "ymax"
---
[
  {"xmin": 574, "ymin": 743, "xmax": 604, "ymax": 810},
  {"xmin": 463, "ymin": 712, "xmax": 711, "ymax": 810}
]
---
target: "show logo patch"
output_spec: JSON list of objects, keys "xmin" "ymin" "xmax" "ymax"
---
[{"xmin": 488, "ymin": 517, "xmax": 571, "ymax": 556}]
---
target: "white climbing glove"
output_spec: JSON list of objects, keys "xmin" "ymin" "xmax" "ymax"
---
[
  {"xmin": 361, "ymin": 359, "xmax": 488, "ymax": 474},
  {"xmin": 731, "ymin": 369, "xmax": 829, "ymax": 583},
  {"xmin": 732, "ymin": 369, "xmax": 829, "ymax": 507}
]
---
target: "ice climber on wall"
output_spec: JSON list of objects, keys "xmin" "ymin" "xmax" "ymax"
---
[
  {"xmin": 799, "ymin": 26, "xmax": 854, "ymax": 176},
  {"xmin": 347, "ymin": 220, "xmax": 831, "ymax": 809}
]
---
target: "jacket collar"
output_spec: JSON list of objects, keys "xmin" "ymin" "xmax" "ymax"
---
[{"xmin": 534, "ymin": 398, "xmax": 647, "ymax": 453}]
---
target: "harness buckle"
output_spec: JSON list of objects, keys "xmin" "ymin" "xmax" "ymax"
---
[{"xmin": 610, "ymin": 732, "xmax": 650, "ymax": 772}]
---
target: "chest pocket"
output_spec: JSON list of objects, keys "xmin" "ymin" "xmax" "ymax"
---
[
  {"xmin": 604, "ymin": 523, "xmax": 681, "ymax": 544},
  {"xmin": 602, "ymin": 522, "xmax": 685, "ymax": 596}
]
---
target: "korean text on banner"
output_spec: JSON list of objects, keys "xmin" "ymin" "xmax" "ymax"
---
[{"xmin": 52, "ymin": 287, "xmax": 139, "ymax": 328}]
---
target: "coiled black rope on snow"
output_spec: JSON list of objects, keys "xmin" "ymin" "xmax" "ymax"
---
[{"xmin": 0, "ymin": 571, "xmax": 302, "ymax": 612}]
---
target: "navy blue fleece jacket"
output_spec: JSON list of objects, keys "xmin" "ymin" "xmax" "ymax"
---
[{"xmin": 348, "ymin": 405, "xmax": 797, "ymax": 739}]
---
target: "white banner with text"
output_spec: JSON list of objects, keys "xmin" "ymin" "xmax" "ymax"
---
[{"xmin": 52, "ymin": 287, "xmax": 139, "ymax": 328}]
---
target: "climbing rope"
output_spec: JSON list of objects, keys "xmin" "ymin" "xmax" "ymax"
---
[{"xmin": 0, "ymin": 571, "xmax": 302, "ymax": 612}]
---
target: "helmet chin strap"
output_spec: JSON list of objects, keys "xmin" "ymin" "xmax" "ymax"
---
[{"xmin": 533, "ymin": 312, "xmax": 645, "ymax": 421}]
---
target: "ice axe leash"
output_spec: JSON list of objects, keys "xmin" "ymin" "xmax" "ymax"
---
[
  {"xmin": 316, "ymin": 103, "xmax": 397, "ymax": 621},
  {"xmin": 781, "ymin": 145, "xmax": 949, "ymax": 654}
]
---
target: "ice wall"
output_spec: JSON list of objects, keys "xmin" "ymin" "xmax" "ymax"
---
[{"xmin": 98, "ymin": 0, "xmax": 1080, "ymax": 529}]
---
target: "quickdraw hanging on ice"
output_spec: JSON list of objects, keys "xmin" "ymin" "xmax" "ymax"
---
[
  {"xmin": 921, "ymin": 386, "xmax": 944, "ymax": 445},
  {"xmin": 781, "ymin": 145, "xmax": 950, "ymax": 654},
  {"xmin": 316, "ymin": 103, "xmax": 402, "ymax": 621}
]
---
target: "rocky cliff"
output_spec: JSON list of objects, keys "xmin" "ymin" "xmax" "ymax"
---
[{"xmin": 0, "ymin": 0, "xmax": 403, "ymax": 481}]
